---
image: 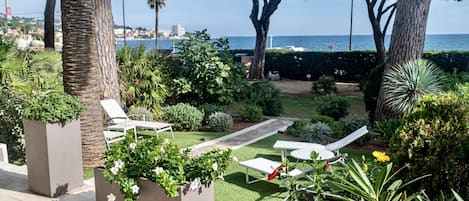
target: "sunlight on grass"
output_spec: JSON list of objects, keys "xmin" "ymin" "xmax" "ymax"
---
[
  {"xmin": 83, "ymin": 168, "xmax": 94, "ymax": 180},
  {"xmin": 137, "ymin": 130, "xmax": 230, "ymax": 148},
  {"xmin": 281, "ymin": 95, "xmax": 368, "ymax": 119}
]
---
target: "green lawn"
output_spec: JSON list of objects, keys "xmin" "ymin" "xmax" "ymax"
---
[
  {"xmin": 281, "ymin": 95, "xmax": 368, "ymax": 119},
  {"xmin": 215, "ymin": 134, "xmax": 370, "ymax": 201}
]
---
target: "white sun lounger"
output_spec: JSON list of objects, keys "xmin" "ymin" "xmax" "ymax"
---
[
  {"xmin": 103, "ymin": 131, "xmax": 127, "ymax": 149},
  {"xmin": 239, "ymin": 158, "xmax": 304, "ymax": 184},
  {"xmin": 0, "ymin": 143, "xmax": 8, "ymax": 163},
  {"xmin": 274, "ymin": 125, "xmax": 368, "ymax": 161},
  {"xmin": 100, "ymin": 99, "xmax": 174, "ymax": 139}
]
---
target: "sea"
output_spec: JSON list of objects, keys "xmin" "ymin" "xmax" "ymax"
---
[{"xmin": 116, "ymin": 34, "xmax": 469, "ymax": 52}]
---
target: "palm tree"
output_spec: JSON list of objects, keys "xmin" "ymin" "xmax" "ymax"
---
[
  {"xmin": 61, "ymin": 0, "xmax": 106, "ymax": 167},
  {"xmin": 147, "ymin": 0, "xmax": 166, "ymax": 49}
]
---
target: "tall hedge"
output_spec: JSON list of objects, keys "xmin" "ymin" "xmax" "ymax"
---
[{"xmin": 231, "ymin": 50, "xmax": 469, "ymax": 82}]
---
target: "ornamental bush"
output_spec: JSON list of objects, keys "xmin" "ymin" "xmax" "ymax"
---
[
  {"xmin": 390, "ymin": 92, "xmax": 469, "ymax": 197},
  {"xmin": 339, "ymin": 118, "xmax": 369, "ymax": 135},
  {"xmin": 104, "ymin": 136, "xmax": 233, "ymax": 200},
  {"xmin": 207, "ymin": 112, "xmax": 233, "ymax": 132},
  {"xmin": 23, "ymin": 93, "xmax": 84, "ymax": 125},
  {"xmin": 286, "ymin": 120, "xmax": 310, "ymax": 137},
  {"xmin": 314, "ymin": 94, "xmax": 349, "ymax": 121},
  {"xmin": 162, "ymin": 103, "xmax": 203, "ymax": 131},
  {"xmin": 0, "ymin": 87, "xmax": 26, "ymax": 164},
  {"xmin": 246, "ymin": 82, "xmax": 283, "ymax": 116},
  {"xmin": 310, "ymin": 114, "xmax": 343, "ymax": 137},
  {"xmin": 312, "ymin": 75, "xmax": 337, "ymax": 95},
  {"xmin": 198, "ymin": 104, "xmax": 223, "ymax": 124},
  {"xmin": 128, "ymin": 106, "xmax": 154, "ymax": 121},
  {"xmin": 239, "ymin": 105, "xmax": 263, "ymax": 122},
  {"xmin": 301, "ymin": 122, "xmax": 332, "ymax": 144}
]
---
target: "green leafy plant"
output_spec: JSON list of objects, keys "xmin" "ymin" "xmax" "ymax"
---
[
  {"xmin": 383, "ymin": 59, "xmax": 444, "ymax": 115},
  {"xmin": 171, "ymin": 30, "xmax": 248, "ymax": 105},
  {"xmin": 328, "ymin": 160, "xmax": 429, "ymax": 201},
  {"xmin": 161, "ymin": 103, "xmax": 203, "ymax": 131},
  {"xmin": 239, "ymin": 104, "xmax": 263, "ymax": 122},
  {"xmin": 339, "ymin": 118, "xmax": 369, "ymax": 135},
  {"xmin": 104, "ymin": 136, "xmax": 233, "ymax": 201},
  {"xmin": 207, "ymin": 112, "xmax": 233, "ymax": 132},
  {"xmin": 373, "ymin": 119, "xmax": 401, "ymax": 141},
  {"xmin": 246, "ymin": 82, "xmax": 283, "ymax": 116},
  {"xmin": 301, "ymin": 122, "xmax": 332, "ymax": 144},
  {"xmin": 0, "ymin": 86, "xmax": 26, "ymax": 164},
  {"xmin": 312, "ymin": 75, "xmax": 337, "ymax": 95},
  {"xmin": 127, "ymin": 106, "xmax": 154, "ymax": 121},
  {"xmin": 314, "ymin": 94, "xmax": 349, "ymax": 121},
  {"xmin": 390, "ymin": 92, "xmax": 469, "ymax": 197},
  {"xmin": 23, "ymin": 93, "xmax": 84, "ymax": 124},
  {"xmin": 198, "ymin": 104, "xmax": 223, "ymax": 124},
  {"xmin": 310, "ymin": 114, "xmax": 343, "ymax": 137},
  {"xmin": 286, "ymin": 120, "xmax": 310, "ymax": 137}
]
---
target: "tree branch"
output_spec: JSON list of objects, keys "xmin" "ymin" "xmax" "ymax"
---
[
  {"xmin": 383, "ymin": 4, "xmax": 396, "ymax": 36},
  {"xmin": 376, "ymin": 0, "xmax": 386, "ymax": 22},
  {"xmin": 250, "ymin": 0, "xmax": 260, "ymax": 27},
  {"xmin": 382, "ymin": 2, "xmax": 396, "ymax": 14}
]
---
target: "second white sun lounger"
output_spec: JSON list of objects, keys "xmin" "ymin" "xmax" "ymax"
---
[{"xmin": 239, "ymin": 158, "xmax": 304, "ymax": 184}]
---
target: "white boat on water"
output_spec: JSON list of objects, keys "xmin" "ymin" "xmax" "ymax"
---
[{"xmin": 267, "ymin": 36, "xmax": 307, "ymax": 51}]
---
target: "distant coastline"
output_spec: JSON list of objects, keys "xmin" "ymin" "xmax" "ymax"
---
[{"xmin": 116, "ymin": 34, "xmax": 469, "ymax": 51}]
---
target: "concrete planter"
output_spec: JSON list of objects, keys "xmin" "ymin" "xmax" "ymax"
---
[
  {"xmin": 23, "ymin": 119, "xmax": 84, "ymax": 197},
  {"xmin": 94, "ymin": 167, "xmax": 214, "ymax": 201}
]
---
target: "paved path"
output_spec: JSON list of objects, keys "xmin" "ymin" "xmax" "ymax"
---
[{"xmin": 0, "ymin": 118, "xmax": 292, "ymax": 201}]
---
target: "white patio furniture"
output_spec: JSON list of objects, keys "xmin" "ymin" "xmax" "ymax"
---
[
  {"xmin": 100, "ymin": 99, "xmax": 174, "ymax": 139},
  {"xmin": 274, "ymin": 125, "xmax": 368, "ymax": 161},
  {"xmin": 0, "ymin": 143, "xmax": 8, "ymax": 163},
  {"xmin": 239, "ymin": 157, "xmax": 304, "ymax": 184},
  {"xmin": 103, "ymin": 131, "xmax": 127, "ymax": 149}
]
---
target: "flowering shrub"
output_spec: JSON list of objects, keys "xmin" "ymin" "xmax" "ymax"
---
[
  {"xmin": 104, "ymin": 136, "xmax": 233, "ymax": 201},
  {"xmin": 207, "ymin": 112, "xmax": 233, "ymax": 131}
]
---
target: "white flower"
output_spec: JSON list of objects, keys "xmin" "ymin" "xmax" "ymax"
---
[
  {"xmin": 110, "ymin": 166, "xmax": 119, "ymax": 175},
  {"xmin": 217, "ymin": 173, "xmax": 224, "ymax": 180},
  {"xmin": 232, "ymin": 156, "xmax": 238, "ymax": 162},
  {"xmin": 154, "ymin": 166, "xmax": 164, "ymax": 175},
  {"xmin": 189, "ymin": 178, "xmax": 201, "ymax": 191},
  {"xmin": 160, "ymin": 146, "xmax": 165, "ymax": 153},
  {"xmin": 114, "ymin": 159, "xmax": 124, "ymax": 169},
  {"xmin": 129, "ymin": 143, "xmax": 137, "ymax": 151},
  {"xmin": 131, "ymin": 185, "xmax": 140, "ymax": 194},
  {"xmin": 212, "ymin": 162, "xmax": 218, "ymax": 171},
  {"xmin": 106, "ymin": 193, "xmax": 116, "ymax": 201},
  {"xmin": 164, "ymin": 138, "xmax": 170, "ymax": 145}
]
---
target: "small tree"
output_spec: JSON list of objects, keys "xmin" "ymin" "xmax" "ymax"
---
[
  {"xmin": 365, "ymin": 0, "xmax": 396, "ymax": 65},
  {"xmin": 249, "ymin": 0, "xmax": 281, "ymax": 80}
]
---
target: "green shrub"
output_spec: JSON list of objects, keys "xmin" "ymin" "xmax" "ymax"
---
[
  {"xmin": 390, "ymin": 92, "xmax": 469, "ymax": 197},
  {"xmin": 339, "ymin": 118, "xmax": 369, "ymax": 135},
  {"xmin": 312, "ymin": 75, "xmax": 337, "ymax": 94},
  {"xmin": 361, "ymin": 64, "xmax": 384, "ymax": 121},
  {"xmin": 383, "ymin": 59, "xmax": 444, "ymax": 115},
  {"xmin": 286, "ymin": 120, "xmax": 310, "ymax": 137},
  {"xmin": 207, "ymin": 112, "xmax": 233, "ymax": 132},
  {"xmin": 198, "ymin": 104, "xmax": 223, "ymax": 124},
  {"xmin": 239, "ymin": 105, "xmax": 263, "ymax": 122},
  {"xmin": 23, "ymin": 93, "xmax": 84, "ymax": 124},
  {"xmin": 247, "ymin": 82, "xmax": 283, "ymax": 116},
  {"xmin": 0, "ymin": 87, "xmax": 26, "ymax": 164},
  {"xmin": 162, "ymin": 103, "xmax": 203, "ymax": 131},
  {"xmin": 314, "ymin": 94, "xmax": 349, "ymax": 121},
  {"xmin": 373, "ymin": 119, "xmax": 401, "ymax": 141},
  {"xmin": 301, "ymin": 122, "xmax": 332, "ymax": 144},
  {"xmin": 310, "ymin": 114, "xmax": 343, "ymax": 137},
  {"xmin": 128, "ymin": 106, "xmax": 154, "ymax": 121}
]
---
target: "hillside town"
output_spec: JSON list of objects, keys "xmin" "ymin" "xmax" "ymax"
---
[{"xmin": 0, "ymin": 14, "xmax": 186, "ymax": 50}]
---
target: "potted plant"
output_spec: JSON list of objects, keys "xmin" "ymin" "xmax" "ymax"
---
[
  {"xmin": 94, "ymin": 136, "xmax": 235, "ymax": 201},
  {"xmin": 22, "ymin": 93, "xmax": 84, "ymax": 197}
]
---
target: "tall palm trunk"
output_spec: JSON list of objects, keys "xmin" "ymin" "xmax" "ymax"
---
[
  {"xmin": 95, "ymin": 0, "xmax": 120, "ymax": 103},
  {"xmin": 155, "ymin": 0, "xmax": 159, "ymax": 49},
  {"xmin": 44, "ymin": 0, "xmax": 56, "ymax": 49},
  {"xmin": 61, "ymin": 0, "xmax": 106, "ymax": 167},
  {"xmin": 374, "ymin": 0, "xmax": 432, "ymax": 121}
]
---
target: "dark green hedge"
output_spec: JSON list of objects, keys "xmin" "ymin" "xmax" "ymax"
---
[{"xmin": 231, "ymin": 50, "xmax": 469, "ymax": 81}]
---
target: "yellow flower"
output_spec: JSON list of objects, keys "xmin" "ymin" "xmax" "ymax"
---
[
  {"xmin": 362, "ymin": 163, "xmax": 368, "ymax": 171},
  {"xmin": 372, "ymin": 151, "xmax": 390, "ymax": 163}
]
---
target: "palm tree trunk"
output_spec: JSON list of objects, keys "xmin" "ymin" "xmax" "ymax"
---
[
  {"xmin": 61, "ymin": 0, "xmax": 106, "ymax": 167},
  {"xmin": 95, "ymin": 0, "xmax": 120, "ymax": 103},
  {"xmin": 44, "ymin": 0, "xmax": 56, "ymax": 49},
  {"xmin": 374, "ymin": 0, "xmax": 432, "ymax": 121}
]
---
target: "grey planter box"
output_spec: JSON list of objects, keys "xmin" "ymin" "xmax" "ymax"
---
[
  {"xmin": 23, "ymin": 119, "xmax": 84, "ymax": 197},
  {"xmin": 94, "ymin": 167, "xmax": 214, "ymax": 201}
]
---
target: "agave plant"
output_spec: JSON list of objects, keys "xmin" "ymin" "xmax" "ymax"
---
[
  {"xmin": 383, "ymin": 59, "xmax": 444, "ymax": 114},
  {"xmin": 326, "ymin": 160, "xmax": 430, "ymax": 201}
]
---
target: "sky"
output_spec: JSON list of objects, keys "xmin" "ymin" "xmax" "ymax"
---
[{"xmin": 6, "ymin": 0, "xmax": 469, "ymax": 37}]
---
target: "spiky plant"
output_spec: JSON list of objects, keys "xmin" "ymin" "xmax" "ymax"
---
[{"xmin": 383, "ymin": 59, "xmax": 444, "ymax": 115}]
